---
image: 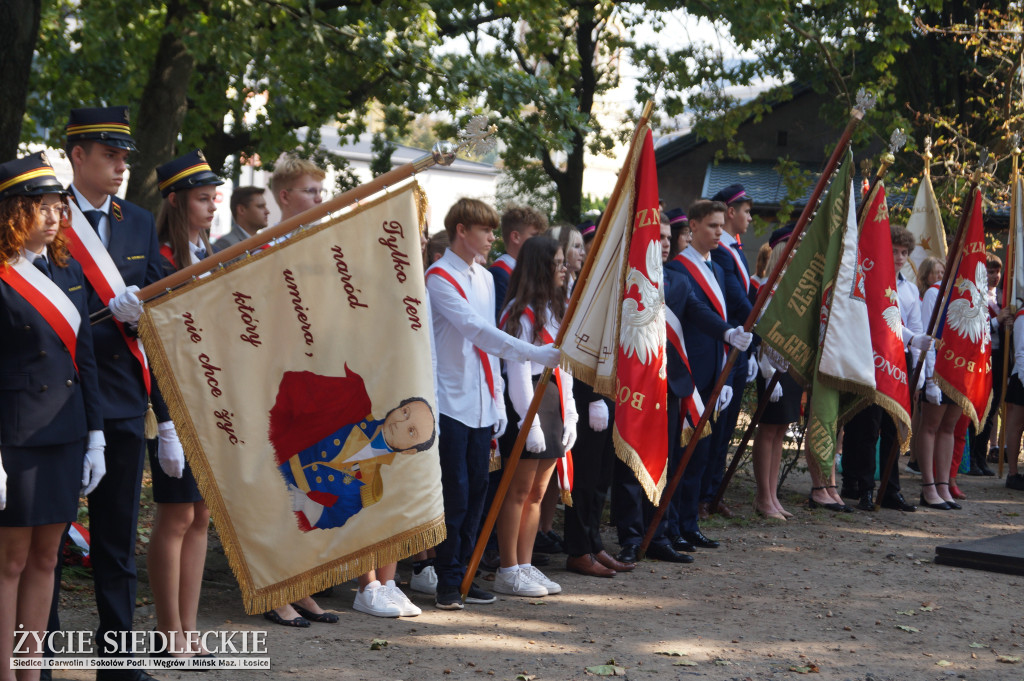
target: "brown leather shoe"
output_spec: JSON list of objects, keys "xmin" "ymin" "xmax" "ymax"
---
[
  {"xmin": 712, "ymin": 501, "xmax": 737, "ymax": 519},
  {"xmin": 698, "ymin": 502, "xmax": 711, "ymax": 521},
  {"xmin": 594, "ymin": 549, "xmax": 635, "ymax": 572},
  {"xmin": 566, "ymin": 553, "xmax": 615, "ymax": 578}
]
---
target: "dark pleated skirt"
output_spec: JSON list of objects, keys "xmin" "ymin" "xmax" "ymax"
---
[
  {"xmin": 0, "ymin": 439, "xmax": 85, "ymax": 527},
  {"xmin": 147, "ymin": 438, "xmax": 203, "ymax": 504}
]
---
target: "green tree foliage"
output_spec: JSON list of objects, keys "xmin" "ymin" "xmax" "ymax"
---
[{"xmin": 28, "ymin": 0, "xmax": 438, "ymax": 212}]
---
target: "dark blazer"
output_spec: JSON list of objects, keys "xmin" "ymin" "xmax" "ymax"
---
[
  {"xmin": 0, "ymin": 257, "xmax": 103, "ymax": 447},
  {"xmin": 664, "ymin": 267, "xmax": 732, "ymax": 399},
  {"xmin": 710, "ymin": 242, "xmax": 753, "ymax": 325},
  {"xmin": 489, "ymin": 264, "xmax": 511, "ymax": 324},
  {"xmin": 72, "ymin": 196, "xmax": 165, "ymax": 421},
  {"xmin": 666, "ymin": 256, "xmax": 730, "ymax": 393}
]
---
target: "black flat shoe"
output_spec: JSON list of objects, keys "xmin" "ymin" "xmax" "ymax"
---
[
  {"xmin": 292, "ymin": 603, "xmax": 339, "ymax": 623},
  {"xmin": 263, "ymin": 610, "xmax": 311, "ymax": 628},
  {"xmin": 934, "ymin": 483, "xmax": 962, "ymax": 509},
  {"xmin": 919, "ymin": 495, "xmax": 952, "ymax": 510}
]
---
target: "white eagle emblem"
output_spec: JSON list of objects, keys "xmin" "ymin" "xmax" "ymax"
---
[
  {"xmin": 882, "ymin": 286, "xmax": 903, "ymax": 337},
  {"xmin": 619, "ymin": 239, "xmax": 665, "ymax": 365},
  {"xmin": 946, "ymin": 262, "xmax": 991, "ymax": 348}
]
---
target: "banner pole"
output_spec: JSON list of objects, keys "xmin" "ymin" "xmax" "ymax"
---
[
  {"xmin": 708, "ymin": 372, "xmax": 782, "ymax": 511},
  {"xmin": 460, "ymin": 101, "xmax": 655, "ymax": 598},
  {"xmin": 638, "ymin": 101, "xmax": 869, "ymax": 556},
  {"xmin": 997, "ymin": 151, "xmax": 1019, "ymax": 477},
  {"xmin": 875, "ymin": 179, "xmax": 977, "ymax": 505}
]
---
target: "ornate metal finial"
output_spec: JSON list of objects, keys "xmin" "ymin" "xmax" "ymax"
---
[
  {"xmin": 853, "ymin": 89, "xmax": 877, "ymax": 117},
  {"xmin": 888, "ymin": 128, "xmax": 907, "ymax": 155},
  {"xmin": 979, "ymin": 147, "xmax": 990, "ymax": 170},
  {"xmin": 924, "ymin": 136, "xmax": 933, "ymax": 161},
  {"xmin": 456, "ymin": 114, "xmax": 498, "ymax": 157},
  {"xmin": 430, "ymin": 140, "xmax": 457, "ymax": 167},
  {"xmin": 1012, "ymin": 132, "xmax": 1021, "ymax": 155}
]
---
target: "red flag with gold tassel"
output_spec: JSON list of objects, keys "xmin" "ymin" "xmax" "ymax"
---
[{"xmin": 934, "ymin": 188, "xmax": 993, "ymax": 427}]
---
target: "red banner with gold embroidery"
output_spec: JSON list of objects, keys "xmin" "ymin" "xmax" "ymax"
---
[
  {"xmin": 858, "ymin": 182, "xmax": 912, "ymax": 442},
  {"xmin": 934, "ymin": 188, "xmax": 992, "ymax": 428}
]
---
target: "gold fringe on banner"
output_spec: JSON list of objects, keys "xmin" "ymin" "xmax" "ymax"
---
[
  {"xmin": 935, "ymin": 373, "xmax": 992, "ymax": 431},
  {"xmin": 612, "ymin": 423, "xmax": 665, "ymax": 506},
  {"xmin": 489, "ymin": 450, "xmax": 502, "ymax": 473}
]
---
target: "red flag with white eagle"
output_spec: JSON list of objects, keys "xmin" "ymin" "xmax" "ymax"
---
[
  {"xmin": 560, "ymin": 128, "xmax": 668, "ymax": 503},
  {"xmin": 857, "ymin": 182, "xmax": 912, "ymax": 443},
  {"xmin": 934, "ymin": 189, "xmax": 992, "ymax": 427}
]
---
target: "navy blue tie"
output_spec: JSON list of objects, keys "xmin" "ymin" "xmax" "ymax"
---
[
  {"xmin": 83, "ymin": 210, "xmax": 104, "ymax": 233},
  {"xmin": 33, "ymin": 257, "xmax": 52, "ymax": 280},
  {"xmin": 195, "ymin": 247, "xmax": 207, "ymax": 261}
]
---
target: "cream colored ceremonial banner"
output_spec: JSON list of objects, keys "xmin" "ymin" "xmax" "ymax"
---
[
  {"xmin": 560, "ymin": 129, "xmax": 645, "ymax": 396},
  {"xmin": 902, "ymin": 171, "xmax": 947, "ymax": 281},
  {"xmin": 139, "ymin": 182, "xmax": 444, "ymax": 614},
  {"xmin": 1012, "ymin": 176, "xmax": 1024, "ymax": 308}
]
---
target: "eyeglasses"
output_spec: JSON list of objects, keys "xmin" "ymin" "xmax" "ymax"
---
[
  {"xmin": 554, "ymin": 259, "xmax": 566, "ymax": 270},
  {"xmin": 37, "ymin": 202, "xmax": 69, "ymax": 219}
]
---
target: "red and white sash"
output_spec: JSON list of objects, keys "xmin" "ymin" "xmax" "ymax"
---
[
  {"xmin": 425, "ymin": 266, "xmax": 497, "ymax": 400},
  {"xmin": 64, "ymin": 201, "xmax": 151, "ymax": 392},
  {"xmin": 500, "ymin": 304, "xmax": 573, "ymax": 504},
  {"xmin": 719, "ymin": 235, "xmax": 750, "ymax": 292},
  {"xmin": 490, "ymin": 253, "xmax": 514, "ymax": 277},
  {"xmin": 0, "ymin": 257, "xmax": 81, "ymax": 371},
  {"xmin": 676, "ymin": 248, "xmax": 727, "ymax": 321},
  {"xmin": 665, "ymin": 306, "xmax": 707, "ymax": 444}
]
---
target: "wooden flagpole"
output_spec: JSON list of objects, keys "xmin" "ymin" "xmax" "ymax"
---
[
  {"xmin": 875, "ymin": 177, "xmax": 978, "ymax": 504},
  {"xmin": 638, "ymin": 95, "xmax": 873, "ymax": 556},
  {"xmin": 459, "ymin": 101, "xmax": 655, "ymax": 599},
  {"xmin": 997, "ymin": 145, "xmax": 1019, "ymax": 478},
  {"xmin": 90, "ymin": 131, "xmax": 497, "ymax": 323}
]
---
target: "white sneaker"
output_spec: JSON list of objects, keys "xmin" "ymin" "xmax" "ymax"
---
[
  {"xmin": 409, "ymin": 565, "xmax": 437, "ymax": 595},
  {"xmin": 492, "ymin": 569, "xmax": 547, "ymax": 597},
  {"xmin": 384, "ymin": 580, "xmax": 421, "ymax": 617},
  {"xmin": 352, "ymin": 580, "xmax": 402, "ymax": 617},
  {"xmin": 522, "ymin": 565, "xmax": 561, "ymax": 594}
]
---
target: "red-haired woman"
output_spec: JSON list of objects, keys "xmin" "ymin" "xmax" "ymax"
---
[{"xmin": 0, "ymin": 152, "xmax": 105, "ymax": 680}]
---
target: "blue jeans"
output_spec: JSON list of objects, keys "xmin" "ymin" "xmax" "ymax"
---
[{"xmin": 433, "ymin": 414, "xmax": 493, "ymax": 592}]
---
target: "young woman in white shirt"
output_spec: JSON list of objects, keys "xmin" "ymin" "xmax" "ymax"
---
[{"xmin": 495, "ymin": 237, "xmax": 577, "ymax": 597}]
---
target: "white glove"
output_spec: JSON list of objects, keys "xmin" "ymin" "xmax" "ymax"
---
[
  {"xmin": 746, "ymin": 355, "xmax": 758, "ymax": 383},
  {"xmin": 588, "ymin": 400, "xmax": 609, "ymax": 431},
  {"xmin": 290, "ymin": 485, "xmax": 324, "ymax": 527},
  {"xmin": 494, "ymin": 411, "xmax": 507, "ymax": 439},
  {"xmin": 925, "ymin": 379, "xmax": 942, "ymax": 405},
  {"xmin": 530, "ymin": 343, "xmax": 562, "ymax": 369},
  {"xmin": 108, "ymin": 286, "xmax": 144, "ymax": 324},
  {"xmin": 723, "ymin": 327, "xmax": 753, "ymax": 351},
  {"xmin": 561, "ymin": 417, "xmax": 578, "ymax": 451},
  {"xmin": 0, "ymin": 453, "xmax": 7, "ymax": 511},
  {"xmin": 82, "ymin": 430, "xmax": 107, "ymax": 496},
  {"xmin": 157, "ymin": 421, "xmax": 186, "ymax": 479},
  {"xmin": 909, "ymin": 333, "xmax": 933, "ymax": 351},
  {"xmin": 715, "ymin": 385, "xmax": 734, "ymax": 412},
  {"xmin": 525, "ymin": 421, "xmax": 546, "ymax": 454},
  {"xmin": 769, "ymin": 380, "xmax": 783, "ymax": 403}
]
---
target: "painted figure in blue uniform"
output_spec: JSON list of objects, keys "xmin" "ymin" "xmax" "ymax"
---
[{"xmin": 269, "ymin": 368, "xmax": 435, "ymax": 531}]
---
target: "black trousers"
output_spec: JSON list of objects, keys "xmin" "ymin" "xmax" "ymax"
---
[
  {"xmin": 611, "ymin": 395, "xmax": 678, "ymax": 549},
  {"xmin": 563, "ymin": 398, "xmax": 615, "ymax": 556},
  {"xmin": 970, "ymin": 347, "xmax": 1004, "ymax": 463},
  {"xmin": 48, "ymin": 416, "xmax": 146, "ymax": 656},
  {"xmin": 841, "ymin": 404, "xmax": 901, "ymax": 497}
]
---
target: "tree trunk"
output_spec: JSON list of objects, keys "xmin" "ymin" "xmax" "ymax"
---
[
  {"xmin": 125, "ymin": 0, "xmax": 196, "ymax": 215},
  {"xmin": 0, "ymin": 0, "xmax": 41, "ymax": 159}
]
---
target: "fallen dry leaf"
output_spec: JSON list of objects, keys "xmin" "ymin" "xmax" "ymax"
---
[
  {"xmin": 969, "ymin": 642, "xmax": 987, "ymax": 648},
  {"xmin": 585, "ymin": 663, "xmax": 626, "ymax": 676},
  {"xmin": 655, "ymin": 651, "xmax": 687, "ymax": 657},
  {"xmin": 936, "ymin": 660, "xmax": 952, "ymax": 667},
  {"xmin": 369, "ymin": 639, "xmax": 388, "ymax": 650},
  {"xmin": 789, "ymin": 664, "xmax": 820, "ymax": 673},
  {"xmin": 895, "ymin": 625, "xmax": 919, "ymax": 633},
  {"xmin": 673, "ymin": 660, "xmax": 698, "ymax": 666},
  {"xmin": 997, "ymin": 655, "xmax": 1022, "ymax": 663}
]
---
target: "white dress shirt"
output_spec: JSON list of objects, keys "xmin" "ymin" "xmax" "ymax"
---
[
  {"xmin": 427, "ymin": 249, "xmax": 538, "ymax": 428},
  {"xmin": 70, "ymin": 184, "xmax": 113, "ymax": 248}
]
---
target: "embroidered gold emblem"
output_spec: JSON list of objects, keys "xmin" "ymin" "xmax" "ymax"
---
[{"xmin": 112, "ymin": 202, "xmax": 123, "ymax": 221}]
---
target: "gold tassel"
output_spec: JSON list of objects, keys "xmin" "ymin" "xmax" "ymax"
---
[
  {"xmin": 560, "ymin": 489, "xmax": 573, "ymax": 507},
  {"xmin": 489, "ymin": 452, "xmax": 502, "ymax": 473},
  {"xmin": 144, "ymin": 403, "xmax": 158, "ymax": 439}
]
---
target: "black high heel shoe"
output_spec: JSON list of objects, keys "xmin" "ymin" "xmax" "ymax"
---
[
  {"xmin": 935, "ymin": 482, "xmax": 962, "ymax": 509},
  {"xmin": 808, "ymin": 486, "xmax": 853, "ymax": 513},
  {"xmin": 919, "ymin": 483, "xmax": 952, "ymax": 510}
]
